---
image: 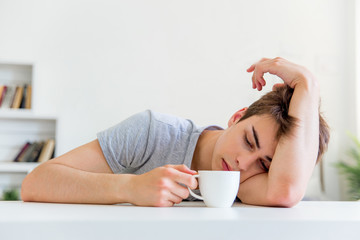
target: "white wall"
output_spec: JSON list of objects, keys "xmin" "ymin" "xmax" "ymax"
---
[{"xmin": 0, "ymin": 0, "xmax": 356, "ymax": 200}]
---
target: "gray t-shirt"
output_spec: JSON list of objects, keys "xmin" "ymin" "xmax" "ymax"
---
[{"xmin": 97, "ymin": 110, "xmax": 220, "ymax": 175}]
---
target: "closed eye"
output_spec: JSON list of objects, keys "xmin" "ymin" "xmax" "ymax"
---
[
  {"xmin": 259, "ymin": 159, "xmax": 269, "ymax": 172},
  {"xmin": 244, "ymin": 134, "xmax": 253, "ymax": 149}
]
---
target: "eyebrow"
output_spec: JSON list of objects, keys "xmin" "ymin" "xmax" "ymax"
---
[
  {"xmin": 252, "ymin": 126, "xmax": 260, "ymax": 149},
  {"xmin": 252, "ymin": 126, "xmax": 272, "ymax": 162}
]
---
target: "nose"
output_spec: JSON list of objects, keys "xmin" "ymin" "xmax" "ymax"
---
[{"xmin": 236, "ymin": 154, "xmax": 254, "ymax": 172}]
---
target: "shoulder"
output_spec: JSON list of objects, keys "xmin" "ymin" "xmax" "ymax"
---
[
  {"xmin": 118, "ymin": 109, "xmax": 184, "ymax": 126},
  {"xmin": 149, "ymin": 110, "xmax": 197, "ymax": 134},
  {"xmin": 115, "ymin": 110, "xmax": 189, "ymax": 130},
  {"xmin": 98, "ymin": 110, "xmax": 200, "ymax": 143}
]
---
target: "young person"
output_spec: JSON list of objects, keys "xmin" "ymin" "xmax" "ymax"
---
[{"xmin": 21, "ymin": 57, "xmax": 329, "ymax": 207}]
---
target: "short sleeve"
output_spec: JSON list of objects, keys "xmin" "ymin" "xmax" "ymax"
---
[{"xmin": 97, "ymin": 110, "xmax": 151, "ymax": 173}]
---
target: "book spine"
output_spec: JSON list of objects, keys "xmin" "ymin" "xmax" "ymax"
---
[
  {"xmin": 17, "ymin": 142, "xmax": 36, "ymax": 162},
  {"xmin": 26, "ymin": 141, "xmax": 44, "ymax": 162},
  {"xmin": 0, "ymin": 85, "xmax": 7, "ymax": 107},
  {"xmin": 13, "ymin": 142, "xmax": 31, "ymax": 162},
  {"xmin": 20, "ymin": 84, "xmax": 27, "ymax": 109},
  {"xmin": 11, "ymin": 86, "xmax": 24, "ymax": 109},
  {"xmin": 37, "ymin": 139, "xmax": 56, "ymax": 163},
  {"xmin": 25, "ymin": 85, "xmax": 32, "ymax": 109},
  {"xmin": 1, "ymin": 86, "xmax": 15, "ymax": 109}
]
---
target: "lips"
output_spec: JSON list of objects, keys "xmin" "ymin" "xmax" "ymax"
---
[{"xmin": 222, "ymin": 158, "xmax": 232, "ymax": 171}]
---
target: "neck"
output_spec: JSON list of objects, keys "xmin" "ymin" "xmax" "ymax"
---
[{"xmin": 191, "ymin": 129, "xmax": 223, "ymax": 171}]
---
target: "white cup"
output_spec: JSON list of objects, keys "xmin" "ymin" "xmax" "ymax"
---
[{"xmin": 188, "ymin": 170, "xmax": 240, "ymax": 208}]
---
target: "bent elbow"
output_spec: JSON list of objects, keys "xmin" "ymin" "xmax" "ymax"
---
[
  {"xmin": 270, "ymin": 195, "xmax": 301, "ymax": 208},
  {"xmin": 21, "ymin": 190, "xmax": 31, "ymax": 202},
  {"xmin": 267, "ymin": 188, "xmax": 303, "ymax": 208},
  {"xmin": 21, "ymin": 175, "xmax": 33, "ymax": 202},
  {"xmin": 21, "ymin": 170, "xmax": 40, "ymax": 202}
]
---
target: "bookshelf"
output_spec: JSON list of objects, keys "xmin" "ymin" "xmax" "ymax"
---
[
  {"xmin": 0, "ymin": 162, "xmax": 39, "ymax": 173},
  {"xmin": 0, "ymin": 111, "xmax": 57, "ymax": 162},
  {"xmin": 0, "ymin": 62, "xmax": 57, "ymax": 199}
]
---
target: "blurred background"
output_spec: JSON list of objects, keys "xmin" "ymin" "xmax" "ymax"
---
[{"xmin": 0, "ymin": 0, "xmax": 358, "ymax": 201}]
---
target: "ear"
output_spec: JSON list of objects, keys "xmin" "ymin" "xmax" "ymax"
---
[{"xmin": 228, "ymin": 107, "xmax": 248, "ymax": 127}]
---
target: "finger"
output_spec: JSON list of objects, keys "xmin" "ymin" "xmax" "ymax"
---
[
  {"xmin": 171, "ymin": 182, "xmax": 191, "ymax": 199},
  {"xmin": 254, "ymin": 59, "xmax": 283, "ymax": 81},
  {"xmin": 256, "ymin": 81, "xmax": 262, "ymax": 91},
  {"xmin": 254, "ymin": 71, "xmax": 263, "ymax": 91},
  {"xmin": 167, "ymin": 164, "xmax": 197, "ymax": 175},
  {"xmin": 159, "ymin": 200, "xmax": 175, "ymax": 207},
  {"xmin": 169, "ymin": 184, "xmax": 190, "ymax": 202},
  {"xmin": 170, "ymin": 169, "xmax": 198, "ymax": 189},
  {"xmin": 259, "ymin": 57, "xmax": 271, "ymax": 62},
  {"xmin": 167, "ymin": 192, "xmax": 183, "ymax": 205},
  {"xmin": 253, "ymin": 61, "xmax": 275, "ymax": 88},
  {"xmin": 251, "ymin": 66, "xmax": 267, "ymax": 91},
  {"xmin": 252, "ymin": 72, "xmax": 256, "ymax": 89},
  {"xmin": 260, "ymin": 76, "xmax": 266, "ymax": 86},
  {"xmin": 159, "ymin": 171, "xmax": 192, "ymax": 200},
  {"xmin": 247, "ymin": 57, "xmax": 270, "ymax": 72},
  {"xmin": 247, "ymin": 64, "xmax": 255, "ymax": 73}
]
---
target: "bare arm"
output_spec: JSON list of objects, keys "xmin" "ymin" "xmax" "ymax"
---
[
  {"xmin": 238, "ymin": 57, "xmax": 320, "ymax": 207},
  {"xmin": 21, "ymin": 140, "xmax": 197, "ymax": 206},
  {"xmin": 21, "ymin": 140, "xmax": 132, "ymax": 204}
]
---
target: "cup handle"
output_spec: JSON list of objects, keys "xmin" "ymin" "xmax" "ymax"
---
[{"xmin": 187, "ymin": 175, "xmax": 204, "ymax": 200}]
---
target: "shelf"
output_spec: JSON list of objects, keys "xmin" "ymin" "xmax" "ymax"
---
[
  {"xmin": 0, "ymin": 109, "xmax": 57, "ymax": 120},
  {"xmin": 0, "ymin": 162, "xmax": 40, "ymax": 173},
  {"xmin": 0, "ymin": 62, "xmax": 56, "ymax": 195}
]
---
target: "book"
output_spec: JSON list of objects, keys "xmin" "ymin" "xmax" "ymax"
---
[
  {"xmin": 18, "ymin": 142, "xmax": 37, "ymax": 162},
  {"xmin": 11, "ymin": 86, "xmax": 24, "ymax": 109},
  {"xmin": 13, "ymin": 142, "xmax": 31, "ymax": 162},
  {"xmin": 25, "ymin": 85, "xmax": 32, "ymax": 109},
  {"xmin": 25, "ymin": 141, "xmax": 45, "ymax": 162},
  {"xmin": 20, "ymin": 84, "xmax": 27, "ymax": 109},
  {"xmin": 1, "ymin": 86, "xmax": 15, "ymax": 109},
  {"xmin": 37, "ymin": 139, "xmax": 55, "ymax": 163},
  {"xmin": 0, "ymin": 85, "xmax": 7, "ymax": 107}
]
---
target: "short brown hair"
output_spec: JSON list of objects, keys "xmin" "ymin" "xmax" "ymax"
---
[{"xmin": 238, "ymin": 85, "xmax": 330, "ymax": 164}]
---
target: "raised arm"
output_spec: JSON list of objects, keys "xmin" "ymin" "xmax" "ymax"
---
[{"xmin": 237, "ymin": 57, "xmax": 320, "ymax": 207}]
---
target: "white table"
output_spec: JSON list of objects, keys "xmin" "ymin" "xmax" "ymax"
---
[{"xmin": 0, "ymin": 201, "xmax": 359, "ymax": 240}]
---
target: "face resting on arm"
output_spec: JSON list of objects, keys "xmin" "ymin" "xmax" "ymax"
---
[
  {"xmin": 21, "ymin": 57, "xmax": 329, "ymax": 207},
  {"xmin": 233, "ymin": 57, "xmax": 330, "ymax": 207}
]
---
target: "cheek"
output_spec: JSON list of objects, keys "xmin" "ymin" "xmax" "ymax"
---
[
  {"xmin": 212, "ymin": 134, "xmax": 227, "ymax": 155},
  {"xmin": 215, "ymin": 132, "xmax": 238, "ymax": 154}
]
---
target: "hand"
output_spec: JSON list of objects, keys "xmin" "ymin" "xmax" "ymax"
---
[
  {"xmin": 247, "ymin": 57, "xmax": 316, "ymax": 91},
  {"xmin": 128, "ymin": 165, "xmax": 198, "ymax": 207}
]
